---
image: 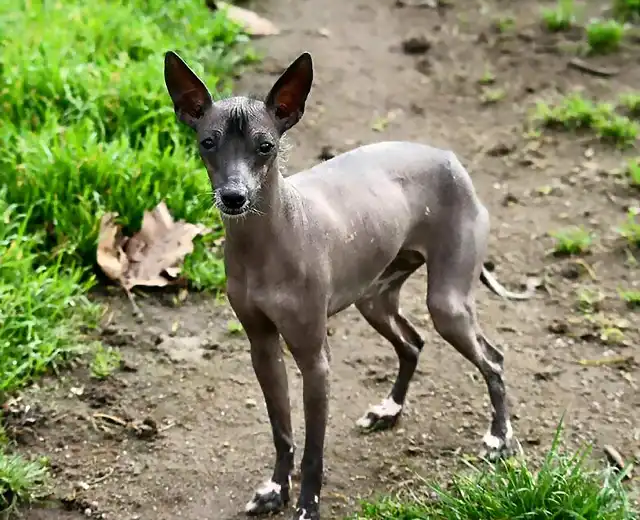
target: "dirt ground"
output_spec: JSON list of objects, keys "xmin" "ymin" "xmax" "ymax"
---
[{"xmin": 12, "ymin": 0, "xmax": 640, "ymax": 519}]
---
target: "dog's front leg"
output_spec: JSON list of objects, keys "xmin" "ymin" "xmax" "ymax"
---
[
  {"xmin": 244, "ymin": 323, "xmax": 295, "ymax": 515},
  {"xmin": 288, "ymin": 336, "xmax": 330, "ymax": 520}
]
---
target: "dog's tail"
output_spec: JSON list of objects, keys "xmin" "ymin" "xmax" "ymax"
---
[{"xmin": 480, "ymin": 267, "xmax": 537, "ymax": 301}]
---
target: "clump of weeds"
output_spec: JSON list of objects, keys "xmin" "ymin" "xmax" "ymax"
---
[
  {"xmin": 586, "ymin": 18, "xmax": 626, "ymax": 54},
  {"xmin": 550, "ymin": 227, "xmax": 594, "ymax": 256},
  {"xmin": 541, "ymin": 0, "xmax": 579, "ymax": 32},
  {"xmin": 533, "ymin": 92, "xmax": 639, "ymax": 147}
]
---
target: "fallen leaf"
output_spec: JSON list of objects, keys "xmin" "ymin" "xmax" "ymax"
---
[
  {"xmin": 211, "ymin": 1, "xmax": 280, "ymax": 37},
  {"xmin": 164, "ymin": 267, "xmax": 182, "ymax": 279},
  {"xmin": 97, "ymin": 213, "xmax": 128, "ymax": 281},
  {"xmin": 371, "ymin": 117, "xmax": 389, "ymax": 132},
  {"xmin": 96, "ymin": 202, "xmax": 211, "ymax": 293}
]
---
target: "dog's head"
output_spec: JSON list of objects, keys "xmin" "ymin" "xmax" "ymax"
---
[{"xmin": 164, "ymin": 51, "xmax": 313, "ymax": 218}]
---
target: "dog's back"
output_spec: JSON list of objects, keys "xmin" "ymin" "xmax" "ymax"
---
[
  {"xmin": 285, "ymin": 141, "xmax": 486, "ymax": 314},
  {"xmin": 288, "ymin": 140, "xmax": 483, "ymax": 235}
]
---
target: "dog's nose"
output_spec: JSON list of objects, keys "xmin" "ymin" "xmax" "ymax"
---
[{"xmin": 219, "ymin": 188, "xmax": 247, "ymax": 210}]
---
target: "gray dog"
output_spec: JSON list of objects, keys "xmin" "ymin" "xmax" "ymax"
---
[{"xmin": 164, "ymin": 50, "xmax": 531, "ymax": 520}]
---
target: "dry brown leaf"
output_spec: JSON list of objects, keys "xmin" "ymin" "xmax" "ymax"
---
[
  {"xmin": 96, "ymin": 202, "xmax": 211, "ymax": 292},
  {"xmin": 215, "ymin": 1, "xmax": 280, "ymax": 37},
  {"xmin": 130, "ymin": 202, "xmax": 175, "ymax": 248},
  {"xmin": 96, "ymin": 212, "xmax": 128, "ymax": 282},
  {"xmin": 164, "ymin": 267, "xmax": 182, "ymax": 279}
]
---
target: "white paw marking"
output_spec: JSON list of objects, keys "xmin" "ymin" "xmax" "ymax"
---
[
  {"xmin": 356, "ymin": 397, "xmax": 402, "ymax": 428},
  {"xmin": 245, "ymin": 500, "xmax": 259, "ymax": 513},
  {"xmin": 356, "ymin": 416, "xmax": 371, "ymax": 428},
  {"xmin": 482, "ymin": 420, "xmax": 513, "ymax": 451},
  {"xmin": 482, "ymin": 430, "xmax": 503, "ymax": 450},
  {"xmin": 506, "ymin": 420, "xmax": 513, "ymax": 440},
  {"xmin": 244, "ymin": 480, "xmax": 281, "ymax": 513},
  {"xmin": 297, "ymin": 509, "xmax": 312, "ymax": 520}
]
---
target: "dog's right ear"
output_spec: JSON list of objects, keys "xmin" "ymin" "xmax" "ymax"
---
[{"xmin": 164, "ymin": 51, "xmax": 213, "ymax": 130}]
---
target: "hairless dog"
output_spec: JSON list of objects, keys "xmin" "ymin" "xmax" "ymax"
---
[{"xmin": 164, "ymin": 50, "xmax": 534, "ymax": 520}]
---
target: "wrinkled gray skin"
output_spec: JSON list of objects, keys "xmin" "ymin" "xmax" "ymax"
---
[{"xmin": 164, "ymin": 51, "xmax": 532, "ymax": 520}]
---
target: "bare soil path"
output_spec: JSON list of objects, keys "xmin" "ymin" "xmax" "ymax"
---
[{"xmin": 18, "ymin": 0, "xmax": 639, "ymax": 519}]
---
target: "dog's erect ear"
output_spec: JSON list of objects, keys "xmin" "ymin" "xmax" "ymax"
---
[
  {"xmin": 164, "ymin": 51, "xmax": 213, "ymax": 129},
  {"xmin": 265, "ymin": 52, "xmax": 313, "ymax": 134}
]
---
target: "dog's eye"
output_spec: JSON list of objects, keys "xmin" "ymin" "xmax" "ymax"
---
[
  {"xmin": 201, "ymin": 137, "xmax": 217, "ymax": 150},
  {"xmin": 258, "ymin": 142, "xmax": 274, "ymax": 155}
]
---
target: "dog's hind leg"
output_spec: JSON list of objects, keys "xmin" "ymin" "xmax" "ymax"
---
[
  {"xmin": 425, "ymin": 208, "xmax": 522, "ymax": 460},
  {"xmin": 354, "ymin": 258, "xmax": 424, "ymax": 432}
]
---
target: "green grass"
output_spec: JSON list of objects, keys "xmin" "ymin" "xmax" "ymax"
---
[
  {"xmin": 0, "ymin": 194, "xmax": 101, "ymax": 395},
  {"xmin": 0, "ymin": 0, "xmax": 252, "ymax": 509},
  {"xmin": 0, "ymin": 200, "xmax": 97, "ymax": 503},
  {"xmin": 533, "ymin": 92, "xmax": 640, "ymax": 147},
  {"xmin": 620, "ymin": 93, "xmax": 640, "ymax": 119},
  {"xmin": 226, "ymin": 320, "xmax": 245, "ymax": 335},
  {"xmin": 627, "ymin": 158, "xmax": 640, "ymax": 187},
  {"xmin": 0, "ymin": 0, "xmax": 252, "ymax": 394},
  {"xmin": 620, "ymin": 289, "xmax": 640, "ymax": 308},
  {"xmin": 586, "ymin": 19, "xmax": 626, "ymax": 54},
  {"xmin": 0, "ymin": 453, "xmax": 50, "ymax": 513},
  {"xmin": 349, "ymin": 421, "xmax": 637, "ymax": 520},
  {"xmin": 478, "ymin": 68, "xmax": 496, "ymax": 86},
  {"xmin": 0, "ymin": 1, "xmax": 250, "ymax": 137},
  {"xmin": 480, "ymin": 87, "xmax": 505, "ymax": 105},
  {"xmin": 0, "ymin": 0, "xmax": 255, "ymax": 286},
  {"xmin": 550, "ymin": 227, "xmax": 594, "ymax": 256},
  {"xmin": 541, "ymin": 0, "xmax": 578, "ymax": 32},
  {"xmin": 613, "ymin": 0, "xmax": 640, "ymax": 21},
  {"xmin": 90, "ymin": 345, "xmax": 123, "ymax": 379},
  {"xmin": 492, "ymin": 15, "xmax": 516, "ymax": 33},
  {"xmin": 0, "ymin": 116, "xmax": 225, "ymax": 284},
  {"xmin": 576, "ymin": 287, "xmax": 604, "ymax": 314},
  {"xmin": 0, "ymin": 0, "xmax": 253, "ymax": 394},
  {"xmin": 540, "ymin": 1, "xmax": 631, "ymax": 53},
  {"xmin": 617, "ymin": 208, "xmax": 640, "ymax": 247}
]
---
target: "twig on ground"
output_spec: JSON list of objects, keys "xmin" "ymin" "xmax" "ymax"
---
[
  {"xmin": 92, "ymin": 413, "xmax": 128, "ymax": 427},
  {"xmin": 123, "ymin": 287, "xmax": 144, "ymax": 323},
  {"xmin": 603, "ymin": 444, "xmax": 633, "ymax": 481},
  {"xmin": 159, "ymin": 421, "xmax": 176, "ymax": 433},
  {"xmin": 88, "ymin": 467, "xmax": 115, "ymax": 486},
  {"xmin": 568, "ymin": 57, "xmax": 619, "ymax": 78},
  {"xmin": 573, "ymin": 259, "xmax": 597, "ymax": 280}
]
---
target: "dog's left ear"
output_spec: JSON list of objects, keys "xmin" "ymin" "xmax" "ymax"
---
[
  {"xmin": 265, "ymin": 52, "xmax": 313, "ymax": 134},
  {"xmin": 164, "ymin": 51, "xmax": 213, "ymax": 130}
]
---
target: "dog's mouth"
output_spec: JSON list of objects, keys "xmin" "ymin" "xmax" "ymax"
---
[{"xmin": 218, "ymin": 203, "xmax": 250, "ymax": 218}]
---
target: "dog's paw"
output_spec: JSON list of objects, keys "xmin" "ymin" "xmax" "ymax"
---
[
  {"xmin": 355, "ymin": 397, "xmax": 402, "ymax": 432},
  {"xmin": 292, "ymin": 506, "xmax": 320, "ymax": 520},
  {"xmin": 245, "ymin": 480, "xmax": 288, "ymax": 516},
  {"xmin": 479, "ymin": 425, "xmax": 524, "ymax": 462}
]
